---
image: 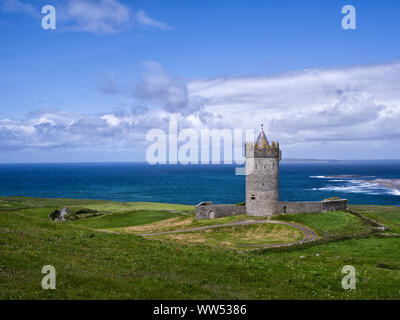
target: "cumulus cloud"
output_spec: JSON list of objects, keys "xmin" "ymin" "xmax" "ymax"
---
[
  {"xmin": 1, "ymin": 110, "xmax": 121, "ymax": 151},
  {"xmin": 0, "ymin": 108, "xmax": 194, "ymax": 152},
  {"xmin": 135, "ymin": 10, "xmax": 172, "ymax": 30},
  {"xmin": 0, "ymin": 0, "xmax": 172, "ymax": 34},
  {"xmin": 135, "ymin": 62, "xmax": 207, "ymax": 116},
  {"xmin": 1, "ymin": 61, "xmax": 400, "ymax": 160},
  {"xmin": 59, "ymin": 0, "xmax": 132, "ymax": 34},
  {"xmin": 188, "ymin": 61, "xmax": 400, "ymax": 147}
]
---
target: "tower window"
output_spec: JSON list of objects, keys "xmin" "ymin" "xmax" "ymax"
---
[{"xmin": 251, "ymin": 195, "xmax": 256, "ymax": 200}]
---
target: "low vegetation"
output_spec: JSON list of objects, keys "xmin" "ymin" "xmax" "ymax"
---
[
  {"xmin": 49, "ymin": 209, "xmax": 61, "ymax": 220},
  {"xmin": 0, "ymin": 197, "xmax": 399, "ymax": 299},
  {"xmin": 150, "ymin": 223, "xmax": 303, "ymax": 249},
  {"xmin": 64, "ymin": 208, "xmax": 103, "ymax": 221},
  {"xmin": 121, "ymin": 214, "xmax": 267, "ymax": 235},
  {"xmin": 325, "ymin": 197, "xmax": 341, "ymax": 200},
  {"xmin": 72, "ymin": 210, "xmax": 181, "ymax": 229},
  {"xmin": 273, "ymin": 211, "xmax": 373, "ymax": 240},
  {"xmin": 350, "ymin": 204, "xmax": 400, "ymax": 234}
]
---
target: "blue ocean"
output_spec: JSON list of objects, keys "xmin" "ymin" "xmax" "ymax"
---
[{"xmin": 0, "ymin": 161, "xmax": 399, "ymax": 206}]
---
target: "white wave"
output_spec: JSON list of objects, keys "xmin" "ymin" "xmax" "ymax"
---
[
  {"xmin": 312, "ymin": 179, "xmax": 400, "ymax": 196},
  {"xmin": 310, "ymin": 175, "xmax": 376, "ymax": 180},
  {"xmin": 388, "ymin": 189, "xmax": 400, "ymax": 196}
]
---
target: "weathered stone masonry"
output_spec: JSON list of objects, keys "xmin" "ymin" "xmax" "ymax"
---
[
  {"xmin": 195, "ymin": 202, "xmax": 246, "ymax": 220},
  {"xmin": 195, "ymin": 126, "xmax": 348, "ymax": 220},
  {"xmin": 272, "ymin": 199, "xmax": 348, "ymax": 215},
  {"xmin": 195, "ymin": 199, "xmax": 348, "ymax": 220}
]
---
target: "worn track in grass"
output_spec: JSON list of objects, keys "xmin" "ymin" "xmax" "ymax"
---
[{"xmin": 142, "ymin": 219, "xmax": 318, "ymax": 248}]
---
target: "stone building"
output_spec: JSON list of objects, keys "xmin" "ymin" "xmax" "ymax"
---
[
  {"xmin": 245, "ymin": 125, "xmax": 281, "ymax": 216},
  {"xmin": 195, "ymin": 125, "xmax": 348, "ymax": 220}
]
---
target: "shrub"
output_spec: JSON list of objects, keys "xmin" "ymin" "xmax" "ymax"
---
[
  {"xmin": 73, "ymin": 208, "xmax": 98, "ymax": 215},
  {"xmin": 64, "ymin": 208, "xmax": 101, "ymax": 221},
  {"xmin": 325, "ymin": 196, "xmax": 341, "ymax": 200},
  {"xmin": 49, "ymin": 209, "xmax": 60, "ymax": 220}
]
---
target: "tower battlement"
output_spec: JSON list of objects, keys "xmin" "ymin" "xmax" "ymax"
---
[
  {"xmin": 195, "ymin": 124, "xmax": 348, "ymax": 220},
  {"xmin": 245, "ymin": 142, "xmax": 281, "ymax": 159}
]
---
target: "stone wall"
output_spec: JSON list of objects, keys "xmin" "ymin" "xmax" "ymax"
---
[
  {"xmin": 277, "ymin": 201, "xmax": 323, "ymax": 214},
  {"xmin": 195, "ymin": 199, "xmax": 348, "ymax": 220},
  {"xmin": 321, "ymin": 199, "xmax": 348, "ymax": 212},
  {"xmin": 276, "ymin": 199, "xmax": 348, "ymax": 215},
  {"xmin": 195, "ymin": 202, "xmax": 246, "ymax": 220}
]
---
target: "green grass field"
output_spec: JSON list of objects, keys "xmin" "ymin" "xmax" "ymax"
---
[
  {"xmin": 350, "ymin": 204, "xmax": 400, "ymax": 234},
  {"xmin": 273, "ymin": 211, "xmax": 372, "ymax": 239},
  {"xmin": 1, "ymin": 197, "xmax": 400, "ymax": 300},
  {"xmin": 151, "ymin": 223, "xmax": 304, "ymax": 248},
  {"xmin": 118, "ymin": 214, "xmax": 269, "ymax": 235},
  {"xmin": 71, "ymin": 210, "xmax": 182, "ymax": 229}
]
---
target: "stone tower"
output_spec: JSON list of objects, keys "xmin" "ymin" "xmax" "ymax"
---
[{"xmin": 245, "ymin": 125, "xmax": 281, "ymax": 216}]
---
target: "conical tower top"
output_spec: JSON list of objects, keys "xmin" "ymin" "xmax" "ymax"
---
[{"xmin": 255, "ymin": 124, "xmax": 269, "ymax": 150}]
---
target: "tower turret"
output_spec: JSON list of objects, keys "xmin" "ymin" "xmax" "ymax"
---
[{"xmin": 245, "ymin": 125, "xmax": 281, "ymax": 216}]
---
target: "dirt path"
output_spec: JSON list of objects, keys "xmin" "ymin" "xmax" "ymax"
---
[{"xmin": 142, "ymin": 219, "xmax": 318, "ymax": 248}]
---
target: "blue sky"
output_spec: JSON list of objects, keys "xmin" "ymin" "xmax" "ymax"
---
[{"xmin": 1, "ymin": 0, "xmax": 400, "ymax": 162}]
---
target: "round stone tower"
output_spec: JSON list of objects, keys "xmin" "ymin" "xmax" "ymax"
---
[{"xmin": 245, "ymin": 125, "xmax": 281, "ymax": 216}]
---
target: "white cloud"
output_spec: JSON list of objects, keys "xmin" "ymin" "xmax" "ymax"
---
[
  {"xmin": 1, "ymin": 61, "xmax": 400, "ymax": 160},
  {"xmin": 135, "ymin": 10, "xmax": 172, "ymax": 31},
  {"xmin": 135, "ymin": 62, "xmax": 207, "ymax": 115},
  {"xmin": 61, "ymin": 0, "xmax": 132, "ymax": 34},
  {"xmin": 0, "ymin": 0, "xmax": 39, "ymax": 17},
  {"xmin": 0, "ymin": 0, "xmax": 172, "ymax": 34},
  {"xmin": 100, "ymin": 114, "xmax": 122, "ymax": 126},
  {"xmin": 188, "ymin": 61, "xmax": 400, "ymax": 148},
  {"xmin": 0, "ymin": 108, "xmax": 193, "ymax": 152}
]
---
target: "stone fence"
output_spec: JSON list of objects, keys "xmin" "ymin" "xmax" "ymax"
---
[
  {"xmin": 195, "ymin": 202, "xmax": 246, "ymax": 220},
  {"xmin": 195, "ymin": 199, "xmax": 348, "ymax": 220},
  {"xmin": 277, "ymin": 199, "xmax": 348, "ymax": 214}
]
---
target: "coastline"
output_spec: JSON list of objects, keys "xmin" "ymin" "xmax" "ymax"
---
[{"xmin": 367, "ymin": 179, "xmax": 400, "ymax": 191}]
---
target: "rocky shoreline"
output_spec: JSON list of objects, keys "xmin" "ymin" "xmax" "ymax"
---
[
  {"xmin": 367, "ymin": 179, "xmax": 400, "ymax": 191},
  {"xmin": 325, "ymin": 175, "xmax": 400, "ymax": 191}
]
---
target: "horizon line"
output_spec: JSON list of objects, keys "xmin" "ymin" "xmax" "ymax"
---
[{"xmin": 1, "ymin": 159, "xmax": 400, "ymax": 165}]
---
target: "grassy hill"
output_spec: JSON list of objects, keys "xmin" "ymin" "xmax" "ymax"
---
[
  {"xmin": 0, "ymin": 197, "xmax": 399, "ymax": 300},
  {"xmin": 350, "ymin": 204, "xmax": 400, "ymax": 234},
  {"xmin": 272, "ymin": 211, "xmax": 372, "ymax": 240}
]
